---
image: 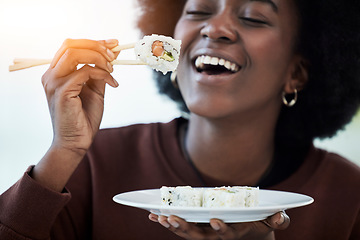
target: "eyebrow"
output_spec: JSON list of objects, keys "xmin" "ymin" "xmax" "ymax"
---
[{"xmin": 249, "ymin": 0, "xmax": 278, "ymax": 12}]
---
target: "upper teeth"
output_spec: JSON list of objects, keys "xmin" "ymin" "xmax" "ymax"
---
[{"xmin": 195, "ymin": 55, "xmax": 240, "ymax": 72}]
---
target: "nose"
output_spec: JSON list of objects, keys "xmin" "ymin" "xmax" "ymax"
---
[{"xmin": 200, "ymin": 10, "xmax": 239, "ymax": 43}]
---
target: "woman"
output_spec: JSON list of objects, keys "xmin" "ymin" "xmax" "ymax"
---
[
  {"xmin": 0, "ymin": 0, "xmax": 359, "ymax": 239},
  {"xmin": 139, "ymin": 0, "xmax": 360, "ymax": 239}
]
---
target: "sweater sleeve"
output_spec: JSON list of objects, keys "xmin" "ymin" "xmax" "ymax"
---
[
  {"xmin": 0, "ymin": 166, "xmax": 71, "ymax": 240},
  {"xmin": 350, "ymin": 210, "xmax": 360, "ymax": 240}
]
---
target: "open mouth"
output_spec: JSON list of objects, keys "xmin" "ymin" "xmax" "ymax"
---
[{"xmin": 194, "ymin": 55, "xmax": 241, "ymax": 75}]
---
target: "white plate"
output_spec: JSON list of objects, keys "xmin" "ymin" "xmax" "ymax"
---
[{"xmin": 113, "ymin": 189, "xmax": 314, "ymax": 223}]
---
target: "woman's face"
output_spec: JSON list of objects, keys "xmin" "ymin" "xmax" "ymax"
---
[{"xmin": 174, "ymin": 0, "xmax": 300, "ymax": 119}]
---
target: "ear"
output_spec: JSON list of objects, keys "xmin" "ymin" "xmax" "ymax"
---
[{"xmin": 284, "ymin": 55, "xmax": 309, "ymax": 94}]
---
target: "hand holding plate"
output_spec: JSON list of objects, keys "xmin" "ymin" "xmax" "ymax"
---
[{"xmin": 149, "ymin": 212, "xmax": 290, "ymax": 240}]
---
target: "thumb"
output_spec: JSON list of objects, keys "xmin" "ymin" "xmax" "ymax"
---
[{"xmin": 263, "ymin": 211, "xmax": 290, "ymax": 230}]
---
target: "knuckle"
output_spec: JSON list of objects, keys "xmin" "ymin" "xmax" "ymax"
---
[
  {"xmin": 41, "ymin": 75, "xmax": 56, "ymax": 96},
  {"xmin": 80, "ymin": 64, "xmax": 96, "ymax": 75},
  {"xmin": 62, "ymin": 38, "xmax": 73, "ymax": 48},
  {"xmin": 97, "ymin": 59, "xmax": 109, "ymax": 70},
  {"xmin": 41, "ymin": 70, "xmax": 49, "ymax": 87},
  {"xmin": 41, "ymin": 70, "xmax": 54, "ymax": 92},
  {"xmin": 87, "ymin": 40, "xmax": 106, "ymax": 56},
  {"xmin": 61, "ymin": 49, "xmax": 79, "ymax": 68},
  {"xmin": 95, "ymin": 41, "xmax": 107, "ymax": 52},
  {"xmin": 63, "ymin": 48, "xmax": 76, "ymax": 58},
  {"xmin": 73, "ymin": 70, "xmax": 85, "ymax": 81},
  {"xmin": 97, "ymin": 40, "xmax": 105, "ymax": 45},
  {"xmin": 81, "ymin": 64, "xmax": 92, "ymax": 71}
]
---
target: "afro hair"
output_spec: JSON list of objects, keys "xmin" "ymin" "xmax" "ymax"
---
[{"xmin": 135, "ymin": 0, "xmax": 360, "ymax": 144}]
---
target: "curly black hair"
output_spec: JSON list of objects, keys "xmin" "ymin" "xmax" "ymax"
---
[{"xmin": 135, "ymin": 0, "xmax": 360, "ymax": 145}]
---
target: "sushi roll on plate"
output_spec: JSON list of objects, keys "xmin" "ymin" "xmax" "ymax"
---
[
  {"xmin": 160, "ymin": 186, "xmax": 259, "ymax": 208},
  {"xmin": 160, "ymin": 186, "xmax": 203, "ymax": 207}
]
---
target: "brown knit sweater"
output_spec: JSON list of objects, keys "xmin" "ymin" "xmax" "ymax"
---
[{"xmin": 1, "ymin": 119, "xmax": 359, "ymax": 240}]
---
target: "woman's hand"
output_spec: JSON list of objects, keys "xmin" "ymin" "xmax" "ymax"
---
[
  {"xmin": 42, "ymin": 38, "xmax": 119, "ymax": 156},
  {"xmin": 149, "ymin": 212, "xmax": 290, "ymax": 240},
  {"xmin": 32, "ymin": 39, "xmax": 119, "ymax": 192}
]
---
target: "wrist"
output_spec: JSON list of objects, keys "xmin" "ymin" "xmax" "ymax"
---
[
  {"xmin": 32, "ymin": 145, "xmax": 87, "ymax": 192},
  {"xmin": 50, "ymin": 139, "xmax": 89, "ymax": 159}
]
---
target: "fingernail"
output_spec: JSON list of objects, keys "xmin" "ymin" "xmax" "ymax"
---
[
  {"xmin": 169, "ymin": 219, "xmax": 179, "ymax": 228},
  {"xmin": 107, "ymin": 48, "xmax": 115, "ymax": 60},
  {"xmin": 210, "ymin": 221, "xmax": 221, "ymax": 231},
  {"xmin": 276, "ymin": 213, "xmax": 285, "ymax": 225},
  {"xmin": 107, "ymin": 62, "xmax": 113, "ymax": 73},
  {"xmin": 159, "ymin": 218, "xmax": 170, "ymax": 228},
  {"xmin": 113, "ymin": 78, "xmax": 119, "ymax": 87},
  {"xmin": 111, "ymin": 45, "xmax": 121, "ymax": 52},
  {"xmin": 149, "ymin": 214, "xmax": 158, "ymax": 222},
  {"xmin": 105, "ymin": 39, "xmax": 118, "ymax": 44},
  {"xmin": 160, "ymin": 222, "xmax": 170, "ymax": 228}
]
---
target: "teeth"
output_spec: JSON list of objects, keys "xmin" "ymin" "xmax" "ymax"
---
[
  {"xmin": 210, "ymin": 57, "xmax": 219, "ymax": 65},
  {"xmin": 195, "ymin": 57, "xmax": 202, "ymax": 69},
  {"xmin": 219, "ymin": 58, "xmax": 225, "ymax": 66},
  {"xmin": 231, "ymin": 63, "xmax": 237, "ymax": 71},
  {"xmin": 204, "ymin": 56, "xmax": 211, "ymax": 64},
  {"xmin": 224, "ymin": 60, "xmax": 231, "ymax": 70},
  {"xmin": 195, "ymin": 55, "xmax": 240, "ymax": 72}
]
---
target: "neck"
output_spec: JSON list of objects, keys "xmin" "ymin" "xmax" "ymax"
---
[{"xmin": 183, "ymin": 113, "xmax": 277, "ymax": 186}]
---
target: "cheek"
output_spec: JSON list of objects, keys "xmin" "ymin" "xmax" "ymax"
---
[
  {"xmin": 174, "ymin": 19, "xmax": 202, "ymax": 52},
  {"xmin": 174, "ymin": 20, "xmax": 199, "ymax": 74},
  {"xmin": 174, "ymin": 20, "xmax": 188, "ymax": 64},
  {"xmin": 245, "ymin": 30, "xmax": 295, "ymax": 75},
  {"xmin": 249, "ymin": 31, "xmax": 287, "ymax": 59},
  {"xmin": 174, "ymin": 19, "xmax": 187, "ymax": 42}
]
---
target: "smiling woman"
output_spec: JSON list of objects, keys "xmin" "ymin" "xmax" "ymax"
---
[
  {"xmin": 137, "ymin": 0, "xmax": 360, "ymax": 238},
  {"xmin": 0, "ymin": 0, "xmax": 359, "ymax": 240},
  {"xmin": 140, "ymin": 0, "xmax": 360, "ymax": 145}
]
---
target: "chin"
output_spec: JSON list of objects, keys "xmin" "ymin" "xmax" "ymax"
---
[{"xmin": 186, "ymin": 100, "xmax": 234, "ymax": 119}]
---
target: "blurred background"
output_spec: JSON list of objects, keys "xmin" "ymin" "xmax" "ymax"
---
[{"xmin": 0, "ymin": 0, "xmax": 359, "ymax": 194}]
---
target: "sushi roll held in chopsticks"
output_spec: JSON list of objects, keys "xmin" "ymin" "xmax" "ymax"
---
[
  {"xmin": 134, "ymin": 34, "xmax": 181, "ymax": 74},
  {"xmin": 9, "ymin": 34, "xmax": 181, "ymax": 73}
]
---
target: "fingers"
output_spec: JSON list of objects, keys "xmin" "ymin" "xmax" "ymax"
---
[
  {"xmin": 50, "ymin": 39, "xmax": 119, "ymax": 78},
  {"xmin": 149, "ymin": 213, "xmax": 290, "ymax": 240},
  {"xmin": 43, "ymin": 65, "xmax": 118, "ymax": 100},
  {"xmin": 210, "ymin": 219, "xmax": 243, "ymax": 239},
  {"xmin": 41, "ymin": 38, "xmax": 121, "ymax": 113},
  {"xmin": 72, "ymin": 65, "xmax": 118, "ymax": 89},
  {"xmin": 169, "ymin": 215, "xmax": 218, "ymax": 240},
  {"xmin": 51, "ymin": 38, "xmax": 118, "ymax": 68},
  {"xmin": 263, "ymin": 211, "xmax": 290, "ymax": 231},
  {"xmin": 148, "ymin": 213, "xmax": 159, "ymax": 222},
  {"xmin": 149, "ymin": 214, "xmax": 219, "ymax": 240},
  {"xmin": 54, "ymin": 48, "xmax": 113, "ymax": 77}
]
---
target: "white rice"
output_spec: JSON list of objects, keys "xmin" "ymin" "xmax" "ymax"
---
[
  {"xmin": 160, "ymin": 186, "xmax": 259, "ymax": 208},
  {"xmin": 161, "ymin": 186, "xmax": 203, "ymax": 207},
  {"xmin": 234, "ymin": 186, "xmax": 260, "ymax": 207},
  {"xmin": 202, "ymin": 187, "xmax": 247, "ymax": 207},
  {"xmin": 134, "ymin": 34, "xmax": 181, "ymax": 75}
]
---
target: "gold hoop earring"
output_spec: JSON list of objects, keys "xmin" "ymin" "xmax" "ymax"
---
[
  {"xmin": 170, "ymin": 71, "xmax": 179, "ymax": 89},
  {"xmin": 282, "ymin": 89, "xmax": 298, "ymax": 107}
]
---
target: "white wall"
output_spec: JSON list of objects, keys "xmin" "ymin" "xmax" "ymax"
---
[
  {"xmin": 0, "ymin": 0, "xmax": 359, "ymax": 194},
  {"xmin": 0, "ymin": 0, "xmax": 180, "ymax": 194}
]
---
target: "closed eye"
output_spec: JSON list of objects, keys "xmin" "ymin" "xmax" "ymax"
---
[
  {"xmin": 186, "ymin": 11, "xmax": 211, "ymax": 16},
  {"xmin": 185, "ymin": 10, "xmax": 212, "ymax": 20},
  {"xmin": 240, "ymin": 17, "xmax": 269, "ymax": 26}
]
